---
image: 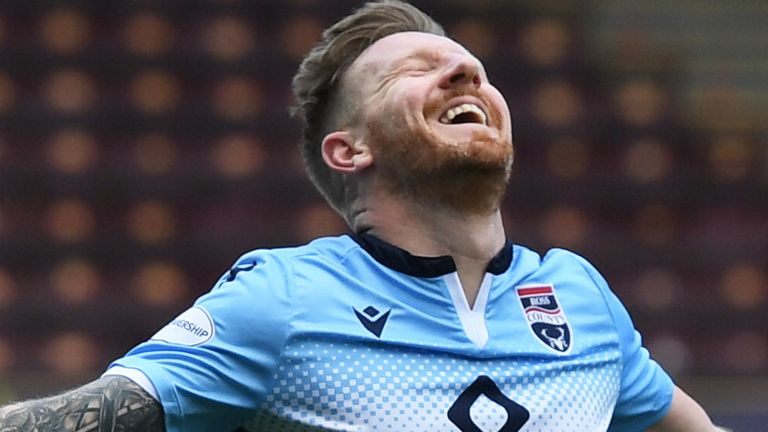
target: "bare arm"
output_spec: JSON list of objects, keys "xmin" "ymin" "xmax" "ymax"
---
[
  {"xmin": 0, "ymin": 375, "xmax": 165, "ymax": 432},
  {"xmin": 647, "ymin": 385, "xmax": 729, "ymax": 432}
]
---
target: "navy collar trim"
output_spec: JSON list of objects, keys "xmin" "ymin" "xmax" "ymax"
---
[{"xmin": 350, "ymin": 232, "xmax": 513, "ymax": 277}]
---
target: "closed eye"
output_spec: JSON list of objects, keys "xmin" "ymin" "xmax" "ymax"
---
[
  {"xmin": 404, "ymin": 68, "xmax": 432, "ymax": 77},
  {"xmin": 396, "ymin": 58, "xmax": 436, "ymax": 76}
]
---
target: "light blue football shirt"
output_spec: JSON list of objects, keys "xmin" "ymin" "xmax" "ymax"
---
[{"xmin": 109, "ymin": 233, "xmax": 674, "ymax": 432}]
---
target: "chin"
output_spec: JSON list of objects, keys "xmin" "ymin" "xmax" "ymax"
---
[
  {"xmin": 368, "ymin": 116, "xmax": 513, "ymax": 213},
  {"xmin": 440, "ymin": 132, "xmax": 513, "ymax": 171},
  {"xmin": 409, "ymin": 133, "xmax": 513, "ymax": 213},
  {"xmin": 402, "ymin": 148, "xmax": 512, "ymax": 215}
]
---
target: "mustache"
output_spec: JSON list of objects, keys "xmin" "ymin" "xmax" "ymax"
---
[{"xmin": 425, "ymin": 88, "xmax": 485, "ymax": 110}]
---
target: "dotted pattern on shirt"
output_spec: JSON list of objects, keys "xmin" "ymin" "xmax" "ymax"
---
[{"xmin": 244, "ymin": 339, "xmax": 621, "ymax": 432}]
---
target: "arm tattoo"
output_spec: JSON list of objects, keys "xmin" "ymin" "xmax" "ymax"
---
[{"xmin": 0, "ymin": 375, "xmax": 165, "ymax": 432}]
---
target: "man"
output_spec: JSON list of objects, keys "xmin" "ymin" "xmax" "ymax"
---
[{"xmin": 0, "ymin": 1, "xmax": 724, "ymax": 431}]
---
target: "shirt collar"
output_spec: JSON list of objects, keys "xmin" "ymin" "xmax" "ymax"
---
[{"xmin": 350, "ymin": 232, "xmax": 513, "ymax": 277}]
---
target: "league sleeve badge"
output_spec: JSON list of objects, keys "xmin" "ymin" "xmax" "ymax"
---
[{"xmin": 516, "ymin": 285, "xmax": 572, "ymax": 354}]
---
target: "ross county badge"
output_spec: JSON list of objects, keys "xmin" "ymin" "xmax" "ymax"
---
[{"xmin": 516, "ymin": 284, "xmax": 572, "ymax": 354}]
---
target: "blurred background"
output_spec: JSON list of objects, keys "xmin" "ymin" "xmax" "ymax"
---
[{"xmin": 0, "ymin": 0, "xmax": 765, "ymax": 429}]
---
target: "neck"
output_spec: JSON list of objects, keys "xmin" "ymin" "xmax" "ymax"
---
[{"xmin": 352, "ymin": 189, "xmax": 506, "ymax": 307}]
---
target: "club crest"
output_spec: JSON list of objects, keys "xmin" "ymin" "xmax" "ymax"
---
[{"xmin": 516, "ymin": 285, "xmax": 572, "ymax": 354}]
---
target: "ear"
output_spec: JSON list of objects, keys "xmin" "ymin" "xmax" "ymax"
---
[{"xmin": 321, "ymin": 131, "xmax": 373, "ymax": 174}]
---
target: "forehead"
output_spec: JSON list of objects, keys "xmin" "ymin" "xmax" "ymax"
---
[{"xmin": 351, "ymin": 31, "xmax": 475, "ymax": 74}]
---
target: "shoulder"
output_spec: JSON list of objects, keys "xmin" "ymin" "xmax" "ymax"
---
[
  {"xmin": 221, "ymin": 235, "xmax": 358, "ymax": 280},
  {"xmin": 522, "ymin": 247, "xmax": 639, "ymax": 338},
  {"xmin": 234, "ymin": 234, "xmax": 358, "ymax": 267},
  {"xmin": 511, "ymin": 244, "xmax": 604, "ymax": 282},
  {"xmin": 508, "ymin": 245, "xmax": 616, "ymax": 315},
  {"xmin": 151, "ymin": 238, "xmax": 362, "ymax": 351},
  {"xmin": 212, "ymin": 235, "xmax": 361, "ymax": 299}
]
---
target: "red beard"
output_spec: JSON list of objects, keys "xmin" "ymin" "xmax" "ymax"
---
[{"xmin": 367, "ymin": 93, "xmax": 513, "ymax": 215}]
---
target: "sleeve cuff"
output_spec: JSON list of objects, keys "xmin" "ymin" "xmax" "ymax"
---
[{"xmin": 103, "ymin": 365, "xmax": 160, "ymax": 400}]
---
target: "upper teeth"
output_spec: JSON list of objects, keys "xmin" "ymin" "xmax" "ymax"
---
[{"xmin": 439, "ymin": 103, "xmax": 488, "ymax": 125}]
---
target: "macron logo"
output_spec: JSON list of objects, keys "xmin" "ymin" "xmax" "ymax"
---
[
  {"xmin": 226, "ymin": 262, "xmax": 257, "ymax": 282},
  {"xmin": 354, "ymin": 306, "xmax": 391, "ymax": 338}
]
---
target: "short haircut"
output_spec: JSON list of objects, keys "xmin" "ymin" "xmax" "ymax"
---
[{"xmin": 291, "ymin": 0, "xmax": 445, "ymax": 219}]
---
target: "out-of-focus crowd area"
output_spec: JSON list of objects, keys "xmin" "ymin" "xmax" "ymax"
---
[{"xmin": 0, "ymin": 0, "xmax": 765, "ymax": 427}]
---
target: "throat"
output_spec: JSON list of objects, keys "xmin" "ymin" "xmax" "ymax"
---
[{"xmin": 458, "ymin": 270, "xmax": 485, "ymax": 309}]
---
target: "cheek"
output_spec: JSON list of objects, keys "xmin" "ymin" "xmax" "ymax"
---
[
  {"xmin": 391, "ymin": 82, "xmax": 428, "ymax": 125},
  {"xmin": 401, "ymin": 86, "xmax": 424, "ymax": 109},
  {"xmin": 486, "ymin": 89, "xmax": 512, "ymax": 134}
]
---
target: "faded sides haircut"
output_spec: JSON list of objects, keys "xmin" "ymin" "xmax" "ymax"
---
[{"xmin": 292, "ymin": 0, "xmax": 445, "ymax": 220}]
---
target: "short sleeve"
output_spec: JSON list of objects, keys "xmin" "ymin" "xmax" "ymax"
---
[
  {"xmin": 109, "ymin": 251, "xmax": 294, "ymax": 432},
  {"xmin": 575, "ymin": 256, "xmax": 674, "ymax": 432}
]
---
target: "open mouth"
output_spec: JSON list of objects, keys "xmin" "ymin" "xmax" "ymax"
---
[{"xmin": 438, "ymin": 103, "xmax": 488, "ymax": 126}]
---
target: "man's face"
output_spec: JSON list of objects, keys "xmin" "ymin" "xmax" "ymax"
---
[{"xmin": 343, "ymin": 32, "xmax": 514, "ymax": 212}]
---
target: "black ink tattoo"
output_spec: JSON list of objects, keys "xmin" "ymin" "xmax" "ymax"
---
[{"xmin": 0, "ymin": 375, "xmax": 165, "ymax": 432}]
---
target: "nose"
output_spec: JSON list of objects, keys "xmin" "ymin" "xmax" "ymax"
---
[{"xmin": 438, "ymin": 53, "xmax": 482, "ymax": 90}]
